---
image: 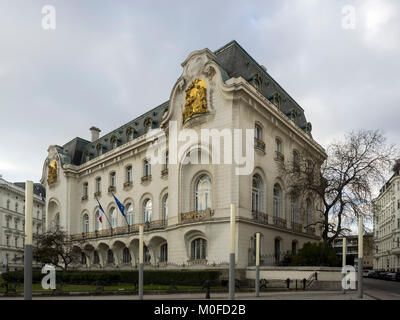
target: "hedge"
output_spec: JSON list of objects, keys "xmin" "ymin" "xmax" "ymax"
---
[{"xmin": 1, "ymin": 270, "xmax": 221, "ymax": 286}]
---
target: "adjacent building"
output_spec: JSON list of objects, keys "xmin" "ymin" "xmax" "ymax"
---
[
  {"xmin": 373, "ymin": 170, "xmax": 400, "ymax": 271},
  {"xmin": 332, "ymin": 233, "xmax": 374, "ymax": 269},
  {"xmin": 0, "ymin": 176, "xmax": 46, "ymax": 271},
  {"xmin": 41, "ymin": 41, "xmax": 326, "ymax": 271}
]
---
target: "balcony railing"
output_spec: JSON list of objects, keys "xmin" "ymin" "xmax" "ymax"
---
[
  {"xmin": 273, "ymin": 216, "xmax": 287, "ymax": 229},
  {"xmin": 108, "ymin": 186, "xmax": 116, "ymax": 193},
  {"xmin": 181, "ymin": 209, "xmax": 214, "ymax": 224},
  {"xmin": 70, "ymin": 220, "xmax": 167, "ymax": 241},
  {"xmin": 94, "ymin": 191, "xmax": 101, "ymax": 198},
  {"xmin": 275, "ymin": 151, "xmax": 285, "ymax": 161},
  {"xmin": 254, "ymin": 138, "xmax": 265, "ymax": 152},
  {"xmin": 252, "ymin": 211, "xmax": 268, "ymax": 225},
  {"xmin": 141, "ymin": 175, "xmax": 152, "ymax": 183},
  {"xmin": 161, "ymin": 168, "xmax": 168, "ymax": 177},
  {"xmin": 305, "ymin": 226, "xmax": 316, "ymax": 235},
  {"xmin": 123, "ymin": 181, "xmax": 132, "ymax": 189},
  {"xmin": 81, "ymin": 195, "xmax": 88, "ymax": 201},
  {"xmin": 291, "ymin": 222, "xmax": 303, "ymax": 233}
]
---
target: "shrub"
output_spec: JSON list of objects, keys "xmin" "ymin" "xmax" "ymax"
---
[
  {"xmin": 1, "ymin": 270, "xmax": 221, "ymax": 286},
  {"xmin": 289, "ymin": 242, "xmax": 340, "ymax": 267}
]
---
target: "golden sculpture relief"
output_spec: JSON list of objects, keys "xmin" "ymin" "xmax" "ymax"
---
[
  {"xmin": 47, "ymin": 160, "xmax": 57, "ymax": 184},
  {"xmin": 182, "ymin": 78, "xmax": 208, "ymax": 122}
]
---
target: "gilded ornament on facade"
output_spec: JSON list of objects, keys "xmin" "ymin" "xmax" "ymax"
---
[
  {"xmin": 182, "ymin": 78, "xmax": 208, "ymax": 122},
  {"xmin": 47, "ymin": 160, "xmax": 57, "ymax": 184}
]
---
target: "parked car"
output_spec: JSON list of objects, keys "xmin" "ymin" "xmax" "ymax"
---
[
  {"xmin": 384, "ymin": 272, "xmax": 397, "ymax": 281},
  {"xmin": 396, "ymin": 272, "xmax": 400, "ymax": 282},
  {"xmin": 377, "ymin": 271, "xmax": 387, "ymax": 280},
  {"xmin": 363, "ymin": 270, "xmax": 374, "ymax": 277}
]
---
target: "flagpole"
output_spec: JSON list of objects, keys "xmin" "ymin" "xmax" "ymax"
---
[
  {"xmin": 96, "ymin": 197, "xmax": 113, "ymax": 230},
  {"xmin": 112, "ymin": 193, "xmax": 130, "ymax": 229}
]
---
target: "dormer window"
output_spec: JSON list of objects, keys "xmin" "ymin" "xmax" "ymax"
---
[
  {"xmin": 144, "ymin": 117, "xmax": 153, "ymax": 133},
  {"xmin": 289, "ymin": 109, "xmax": 298, "ymax": 121},
  {"xmin": 252, "ymin": 74, "xmax": 262, "ymax": 91},
  {"xmin": 126, "ymin": 127, "xmax": 134, "ymax": 141},
  {"xmin": 273, "ymin": 93, "xmax": 281, "ymax": 108},
  {"xmin": 110, "ymin": 136, "xmax": 118, "ymax": 149},
  {"xmin": 96, "ymin": 144, "xmax": 103, "ymax": 156}
]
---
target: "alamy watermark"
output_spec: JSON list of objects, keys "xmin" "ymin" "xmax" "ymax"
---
[
  {"xmin": 144, "ymin": 121, "xmax": 255, "ymax": 176},
  {"xmin": 41, "ymin": 264, "xmax": 56, "ymax": 290},
  {"xmin": 41, "ymin": 5, "xmax": 56, "ymax": 30},
  {"xmin": 341, "ymin": 265, "xmax": 356, "ymax": 290},
  {"xmin": 342, "ymin": 5, "xmax": 356, "ymax": 30}
]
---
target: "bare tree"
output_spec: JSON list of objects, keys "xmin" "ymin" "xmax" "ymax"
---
[
  {"xmin": 280, "ymin": 130, "xmax": 397, "ymax": 245},
  {"xmin": 34, "ymin": 228, "xmax": 80, "ymax": 270}
]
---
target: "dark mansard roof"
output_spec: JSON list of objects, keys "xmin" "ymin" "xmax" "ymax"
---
[{"xmin": 56, "ymin": 41, "xmax": 312, "ymax": 166}]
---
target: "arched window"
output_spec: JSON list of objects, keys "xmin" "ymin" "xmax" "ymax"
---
[
  {"xmin": 107, "ymin": 249, "xmax": 114, "ymax": 264},
  {"xmin": 143, "ymin": 199, "xmax": 152, "ymax": 223},
  {"xmin": 292, "ymin": 241, "xmax": 298, "ymax": 256},
  {"xmin": 111, "ymin": 136, "xmax": 118, "ymax": 149},
  {"xmin": 93, "ymin": 251, "xmax": 100, "ymax": 264},
  {"xmin": 275, "ymin": 139, "xmax": 284, "ymax": 161},
  {"xmin": 82, "ymin": 214, "xmax": 89, "ymax": 234},
  {"xmin": 126, "ymin": 203, "xmax": 134, "ymax": 226},
  {"xmin": 162, "ymin": 194, "xmax": 168, "ymax": 221},
  {"xmin": 293, "ymin": 151, "xmax": 300, "ymax": 171},
  {"xmin": 109, "ymin": 172, "xmax": 116, "ymax": 187},
  {"xmin": 126, "ymin": 166, "xmax": 132, "ymax": 183},
  {"xmin": 123, "ymin": 247, "xmax": 131, "ymax": 263},
  {"xmin": 95, "ymin": 177, "xmax": 101, "ymax": 193},
  {"xmin": 110, "ymin": 208, "xmax": 117, "ymax": 228},
  {"xmin": 274, "ymin": 238, "xmax": 281, "ymax": 262},
  {"xmin": 81, "ymin": 252, "xmax": 87, "ymax": 265},
  {"xmin": 255, "ymin": 124, "xmax": 262, "ymax": 140},
  {"xmin": 126, "ymin": 127, "xmax": 134, "ymax": 141},
  {"xmin": 273, "ymin": 184, "xmax": 282, "ymax": 217},
  {"xmin": 306, "ymin": 199, "xmax": 312, "ymax": 227},
  {"xmin": 54, "ymin": 212, "xmax": 60, "ymax": 228},
  {"xmin": 95, "ymin": 211, "xmax": 101, "ymax": 231},
  {"xmin": 160, "ymin": 243, "xmax": 168, "ymax": 262},
  {"xmin": 252, "ymin": 175, "xmax": 262, "ymax": 212},
  {"xmin": 290, "ymin": 195, "xmax": 298, "ymax": 224},
  {"xmin": 191, "ymin": 238, "xmax": 207, "ymax": 260},
  {"xmin": 195, "ymin": 175, "xmax": 211, "ymax": 211},
  {"xmin": 143, "ymin": 159, "xmax": 151, "ymax": 177},
  {"xmin": 96, "ymin": 144, "xmax": 102, "ymax": 156},
  {"xmin": 144, "ymin": 245, "xmax": 151, "ymax": 263}
]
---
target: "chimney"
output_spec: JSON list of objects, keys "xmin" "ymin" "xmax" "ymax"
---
[{"xmin": 90, "ymin": 127, "xmax": 101, "ymax": 142}]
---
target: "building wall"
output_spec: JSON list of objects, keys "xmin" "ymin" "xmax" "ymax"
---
[
  {"xmin": 41, "ymin": 47, "xmax": 326, "ymax": 270},
  {"xmin": 0, "ymin": 178, "xmax": 46, "ymax": 271}
]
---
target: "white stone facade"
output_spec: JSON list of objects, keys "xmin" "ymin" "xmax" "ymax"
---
[
  {"xmin": 373, "ymin": 172, "xmax": 400, "ymax": 271},
  {"xmin": 0, "ymin": 177, "xmax": 46, "ymax": 271},
  {"xmin": 41, "ymin": 43, "xmax": 326, "ymax": 270}
]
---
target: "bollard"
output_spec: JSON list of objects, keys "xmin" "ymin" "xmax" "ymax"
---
[
  {"xmin": 303, "ymin": 278, "xmax": 307, "ymax": 290},
  {"xmin": 203, "ymin": 280, "xmax": 211, "ymax": 300},
  {"xmin": 286, "ymin": 278, "xmax": 291, "ymax": 289}
]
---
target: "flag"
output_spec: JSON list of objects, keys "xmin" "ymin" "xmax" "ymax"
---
[
  {"xmin": 113, "ymin": 194, "xmax": 126, "ymax": 217},
  {"xmin": 96, "ymin": 197, "xmax": 105, "ymax": 223}
]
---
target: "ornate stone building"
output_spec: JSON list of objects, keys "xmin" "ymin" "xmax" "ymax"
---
[
  {"xmin": 373, "ymin": 170, "xmax": 400, "ymax": 271},
  {"xmin": 0, "ymin": 176, "xmax": 46, "ymax": 271},
  {"xmin": 41, "ymin": 41, "xmax": 326, "ymax": 270}
]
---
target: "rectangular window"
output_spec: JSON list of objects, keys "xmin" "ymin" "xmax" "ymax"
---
[
  {"xmin": 126, "ymin": 166, "xmax": 132, "ymax": 182},
  {"xmin": 110, "ymin": 172, "xmax": 116, "ymax": 187}
]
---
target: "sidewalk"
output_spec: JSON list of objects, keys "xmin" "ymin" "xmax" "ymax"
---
[{"xmin": 0, "ymin": 291, "xmax": 374, "ymax": 300}]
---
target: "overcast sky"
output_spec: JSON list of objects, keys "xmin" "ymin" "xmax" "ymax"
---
[{"xmin": 0, "ymin": 0, "xmax": 399, "ymax": 184}]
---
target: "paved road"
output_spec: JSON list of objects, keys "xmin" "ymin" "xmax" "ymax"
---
[
  {"xmin": 363, "ymin": 278, "xmax": 400, "ymax": 300},
  {"xmin": 0, "ymin": 291, "xmax": 372, "ymax": 300}
]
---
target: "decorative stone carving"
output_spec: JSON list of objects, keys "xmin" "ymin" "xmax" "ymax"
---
[
  {"xmin": 47, "ymin": 159, "xmax": 57, "ymax": 184},
  {"xmin": 182, "ymin": 78, "xmax": 208, "ymax": 122}
]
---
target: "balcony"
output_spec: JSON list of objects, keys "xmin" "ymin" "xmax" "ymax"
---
[
  {"xmin": 70, "ymin": 220, "xmax": 167, "ymax": 241},
  {"xmin": 123, "ymin": 181, "xmax": 132, "ymax": 189},
  {"xmin": 252, "ymin": 212, "xmax": 268, "ymax": 225},
  {"xmin": 275, "ymin": 151, "xmax": 285, "ymax": 161},
  {"xmin": 141, "ymin": 175, "xmax": 152, "ymax": 183},
  {"xmin": 94, "ymin": 191, "xmax": 101, "ymax": 198},
  {"xmin": 254, "ymin": 138, "xmax": 265, "ymax": 152},
  {"xmin": 291, "ymin": 222, "xmax": 303, "ymax": 233},
  {"xmin": 161, "ymin": 168, "xmax": 168, "ymax": 177},
  {"xmin": 305, "ymin": 226, "xmax": 316, "ymax": 235},
  {"xmin": 273, "ymin": 216, "xmax": 287, "ymax": 229},
  {"xmin": 81, "ymin": 195, "xmax": 88, "ymax": 201},
  {"xmin": 108, "ymin": 186, "xmax": 116, "ymax": 193},
  {"xmin": 181, "ymin": 209, "xmax": 214, "ymax": 224}
]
